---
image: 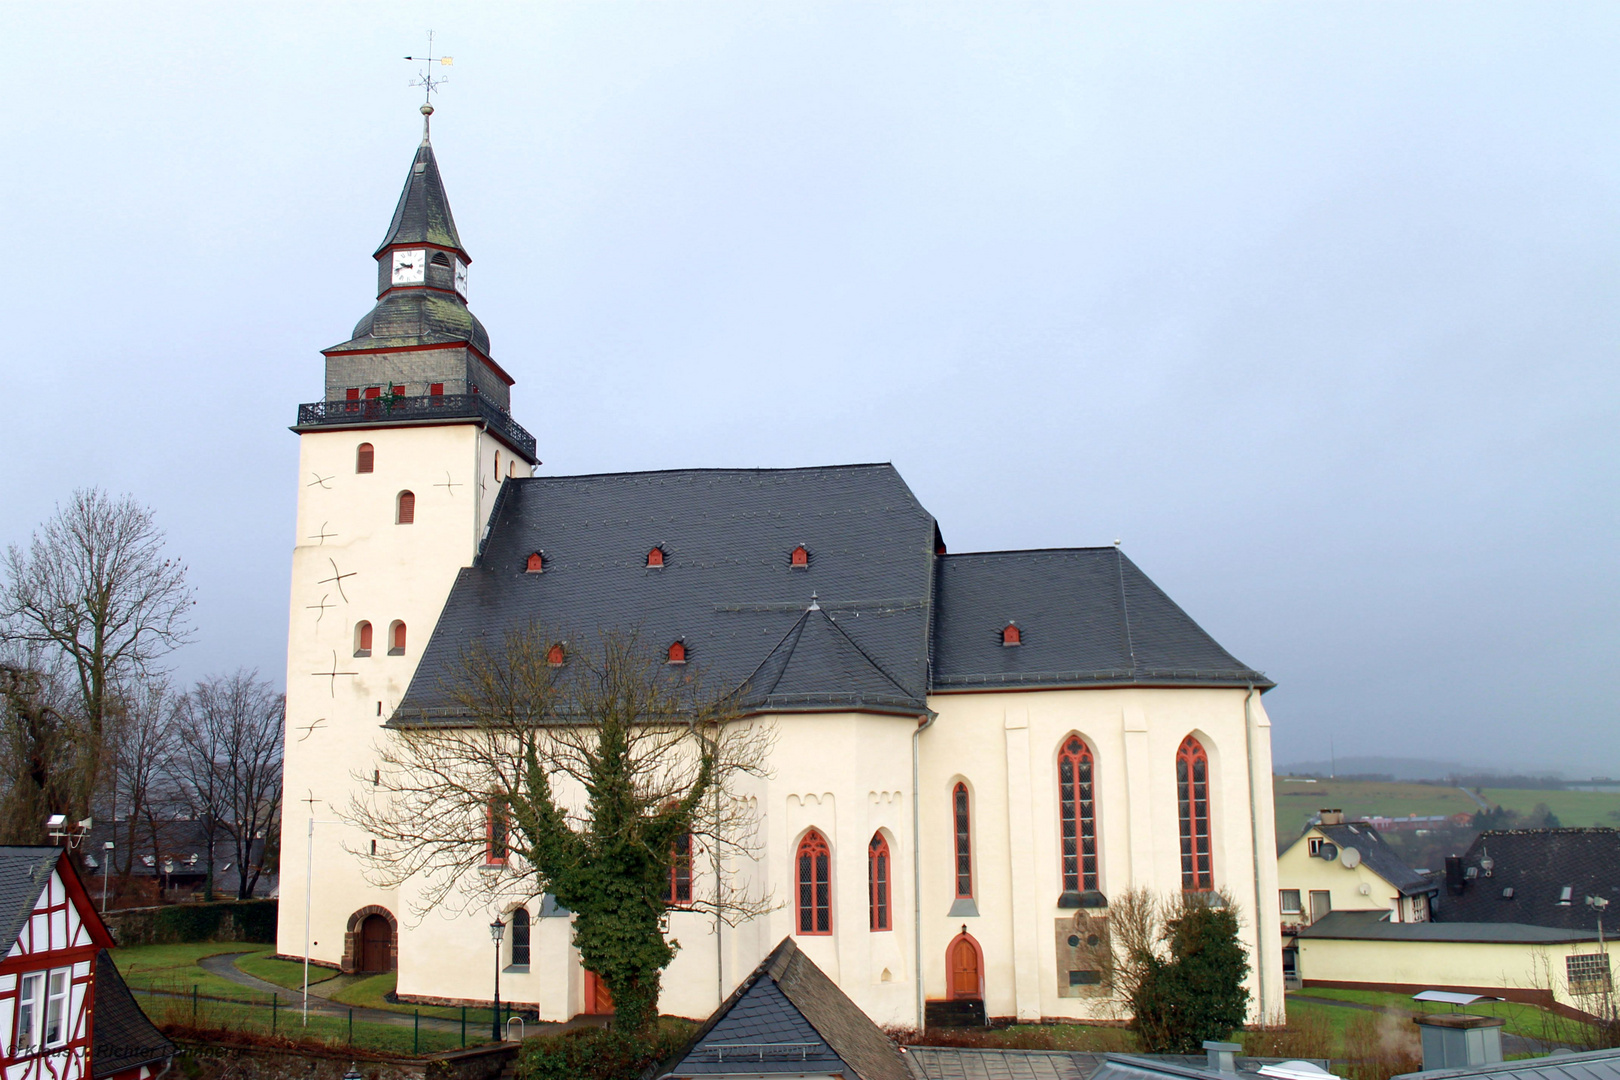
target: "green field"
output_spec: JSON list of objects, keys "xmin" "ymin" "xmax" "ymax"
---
[{"xmin": 1272, "ymin": 776, "xmax": 1620, "ymax": 842}]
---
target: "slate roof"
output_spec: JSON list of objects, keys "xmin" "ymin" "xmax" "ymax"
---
[
  {"xmin": 91, "ymin": 949, "xmax": 175, "ymax": 1078},
  {"xmin": 1394, "ymin": 1046, "xmax": 1620, "ymax": 1080},
  {"xmin": 661, "ymin": 937, "xmax": 911, "ymax": 1080},
  {"xmin": 1298, "ymin": 910, "xmax": 1599, "ymax": 944},
  {"xmin": 1283, "ymin": 822, "xmax": 1434, "ymax": 896},
  {"xmin": 0, "ymin": 847, "xmax": 65, "ymax": 957},
  {"xmin": 1439, "ymin": 829, "xmax": 1620, "ymax": 931},
  {"xmin": 327, "ymin": 289, "xmax": 492, "ymax": 356},
  {"xmin": 395, "ymin": 468, "xmax": 1269, "ymax": 725},
  {"xmin": 375, "ymin": 134, "xmax": 466, "ymax": 257},
  {"xmin": 931, "ymin": 549, "xmax": 1270, "ymax": 691}
]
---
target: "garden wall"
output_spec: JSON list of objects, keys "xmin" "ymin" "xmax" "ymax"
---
[{"xmin": 103, "ymin": 900, "xmax": 278, "ymax": 945}]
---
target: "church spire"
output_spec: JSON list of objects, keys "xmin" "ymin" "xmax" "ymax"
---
[{"xmin": 374, "ymin": 104, "xmax": 466, "ymax": 260}]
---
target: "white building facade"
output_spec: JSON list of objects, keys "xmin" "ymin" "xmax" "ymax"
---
[{"xmin": 277, "ymin": 119, "xmax": 1286, "ymax": 1030}]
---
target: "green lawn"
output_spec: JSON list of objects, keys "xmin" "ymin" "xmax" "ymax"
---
[
  {"xmin": 1291, "ymin": 986, "xmax": 1599, "ymax": 1043},
  {"xmin": 134, "ymin": 989, "xmax": 479, "ymax": 1055},
  {"xmin": 1273, "ymin": 776, "xmax": 1620, "ymax": 842},
  {"xmin": 232, "ymin": 950, "xmax": 339, "ymax": 991},
  {"xmin": 1481, "ymin": 788, "xmax": 1620, "ymax": 828},
  {"xmin": 329, "ymin": 970, "xmax": 504, "ymax": 1025},
  {"xmin": 110, "ymin": 943, "xmax": 273, "ymax": 1003}
]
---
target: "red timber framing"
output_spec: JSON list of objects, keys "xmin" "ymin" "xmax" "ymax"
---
[{"xmin": 0, "ymin": 851, "xmax": 116, "ymax": 1077}]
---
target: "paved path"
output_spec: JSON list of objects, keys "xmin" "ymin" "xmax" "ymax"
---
[
  {"xmin": 1457, "ymin": 786, "xmax": 1491, "ymax": 812},
  {"xmin": 1288, "ymin": 993, "xmax": 1565, "ymax": 1056}
]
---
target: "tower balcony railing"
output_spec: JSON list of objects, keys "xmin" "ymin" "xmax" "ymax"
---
[{"xmin": 295, "ymin": 393, "xmax": 536, "ymax": 460}]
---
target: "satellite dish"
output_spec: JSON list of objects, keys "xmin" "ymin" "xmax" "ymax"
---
[
  {"xmin": 1319, "ymin": 842, "xmax": 1338, "ymax": 862},
  {"xmin": 1341, "ymin": 847, "xmax": 1362, "ymax": 869}
]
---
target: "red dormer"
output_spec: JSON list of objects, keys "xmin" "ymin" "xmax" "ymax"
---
[{"xmin": 1002, "ymin": 622, "xmax": 1021, "ymax": 647}]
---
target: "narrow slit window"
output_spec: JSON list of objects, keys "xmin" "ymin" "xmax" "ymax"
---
[
  {"xmin": 396, "ymin": 491, "xmax": 415, "ymax": 525},
  {"xmin": 1058, "ymin": 735, "xmax": 1098, "ymax": 893},
  {"xmin": 486, "ymin": 800, "xmax": 509, "ymax": 864},
  {"xmin": 796, "ymin": 830, "xmax": 832, "ymax": 934},
  {"xmin": 665, "ymin": 832, "xmax": 693, "ymax": 906},
  {"xmin": 1177, "ymin": 735, "xmax": 1213, "ymax": 891},
  {"xmin": 953, "ymin": 782, "xmax": 973, "ymax": 898},
  {"xmin": 356, "ymin": 442, "xmax": 374, "ymax": 473},
  {"xmin": 494, "ymin": 451, "xmax": 501, "ymax": 479},
  {"xmin": 869, "ymin": 833, "xmax": 891, "ymax": 931}
]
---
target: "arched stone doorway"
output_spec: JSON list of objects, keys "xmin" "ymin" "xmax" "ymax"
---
[
  {"xmin": 342, "ymin": 906, "xmax": 397, "ymax": 974},
  {"xmin": 946, "ymin": 931, "xmax": 983, "ymax": 1001}
]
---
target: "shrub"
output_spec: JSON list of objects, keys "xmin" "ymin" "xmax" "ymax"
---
[
  {"xmin": 1241, "ymin": 1009, "xmax": 1333, "ymax": 1058},
  {"xmin": 1129, "ymin": 903, "xmax": 1250, "ymax": 1053},
  {"xmin": 1341, "ymin": 1012, "xmax": 1422, "ymax": 1080},
  {"xmin": 515, "ymin": 1022, "xmax": 694, "ymax": 1080}
]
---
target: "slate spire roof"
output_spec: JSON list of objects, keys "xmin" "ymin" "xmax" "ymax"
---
[{"xmin": 375, "ymin": 128, "xmax": 466, "ymax": 258}]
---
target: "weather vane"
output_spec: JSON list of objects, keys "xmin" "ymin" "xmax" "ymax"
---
[{"xmin": 404, "ymin": 30, "xmax": 453, "ymax": 131}]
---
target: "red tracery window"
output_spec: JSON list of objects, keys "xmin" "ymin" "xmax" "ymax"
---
[
  {"xmin": 1058, "ymin": 735, "xmax": 1097, "ymax": 893},
  {"xmin": 796, "ymin": 830, "xmax": 831, "ymax": 934},
  {"xmin": 667, "ymin": 641, "xmax": 686, "ymax": 665},
  {"xmin": 790, "ymin": 545, "xmax": 809, "ymax": 568},
  {"xmin": 1002, "ymin": 623, "xmax": 1021, "ymax": 646},
  {"xmin": 396, "ymin": 491, "xmax": 415, "ymax": 525},
  {"xmin": 647, "ymin": 547, "xmax": 665, "ymax": 568},
  {"xmin": 356, "ymin": 442, "xmax": 374, "ymax": 473},
  {"xmin": 547, "ymin": 643, "xmax": 565, "ymax": 667},
  {"xmin": 953, "ymin": 783, "xmax": 973, "ymax": 899},
  {"xmin": 526, "ymin": 553, "xmax": 544, "ymax": 573},
  {"xmin": 486, "ymin": 801, "xmax": 509, "ymax": 865},
  {"xmin": 868, "ymin": 833, "xmax": 891, "ymax": 931},
  {"xmin": 1177, "ymin": 735, "xmax": 1213, "ymax": 891},
  {"xmin": 665, "ymin": 832, "xmax": 693, "ymax": 906}
]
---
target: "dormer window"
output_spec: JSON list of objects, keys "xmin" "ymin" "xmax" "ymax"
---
[
  {"xmin": 431, "ymin": 251, "xmax": 452, "ymax": 267},
  {"xmin": 647, "ymin": 547, "xmax": 665, "ymax": 569},
  {"xmin": 789, "ymin": 545, "xmax": 809, "ymax": 569},
  {"xmin": 547, "ymin": 643, "xmax": 565, "ymax": 667},
  {"xmin": 1002, "ymin": 622, "xmax": 1021, "ymax": 647},
  {"xmin": 668, "ymin": 640, "xmax": 687, "ymax": 665},
  {"xmin": 526, "ymin": 553, "xmax": 544, "ymax": 573}
]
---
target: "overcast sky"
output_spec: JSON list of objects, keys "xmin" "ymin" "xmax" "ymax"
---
[{"xmin": 3, "ymin": 3, "xmax": 1615, "ymax": 775}]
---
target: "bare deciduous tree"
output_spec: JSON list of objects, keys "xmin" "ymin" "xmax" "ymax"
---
[
  {"xmin": 107, "ymin": 677, "xmax": 182, "ymax": 880},
  {"xmin": 0, "ymin": 653, "xmax": 74, "ymax": 844},
  {"xmin": 1, "ymin": 489, "xmax": 193, "ymax": 820},
  {"xmin": 349, "ymin": 627, "xmax": 773, "ymax": 1033}
]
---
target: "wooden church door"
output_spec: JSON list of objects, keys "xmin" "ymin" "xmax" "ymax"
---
[
  {"xmin": 948, "ymin": 935, "xmax": 981, "ymax": 1000},
  {"xmin": 584, "ymin": 970, "xmax": 615, "ymax": 1014},
  {"xmin": 359, "ymin": 915, "xmax": 392, "ymax": 973}
]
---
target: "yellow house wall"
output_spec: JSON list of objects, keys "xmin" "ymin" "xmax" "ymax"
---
[
  {"xmin": 1296, "ymin": 936, "xmax": 1612, "ymax": 1011},
  {"xmin": 1277, "ymin": 828, "xmax": 1407, "ymax": 927}
]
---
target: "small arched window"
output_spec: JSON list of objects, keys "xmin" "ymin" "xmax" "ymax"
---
[
  {"xmin": 1002, "ymin": 622, "xmax": 1021, "ymax": 646},
  {"xmin": 354, "ymin": 621, "xmax": 373, "ymax": 657},
  {"xmin": 547, "ymin": 643, "xmax": 565, "ymax": 667},
  {"xmin": 526, "ymin": 552, "xmax": 544, "ymax": 574},
  {"xmin": 667, "ymin": 640, "xmax": 687, "ymax": 665},
  {"xmin": 646, "ymin": 547, "xmax": 665, "ymax": 569},
  {"xmin": 356, "ymin": 443, "xmax": 374, "ymax": 473},
  {"xmin": 789, "ymin": 545, "xmax": 809, "ymax": 568},
  {"xmin": 1177, "ymin": 735, "xmax": 1213, "ymax": 891},
  {"xmin": 396, "ymin": 491, "xmax": 415, "ymax": 525},
  {"xmin": 796, "ymin": 830, "xmax": 832, "ymax": 935},
  {"xmin": 494, "ymin": 451, "xmax": 501, "ymax": 479},
  {"xmin": 953, "ymin": 783, "xmax": 973, "ymax": 899},
  {"xmin": 868, "ymin": 833, "xmax": 891, "ymax": 931},
  {"xmin": 510, "ymin": 908, "xmax": 530, "ymax": 967},
  {"xmin": 1058, "ymin": 735, "xmax": 1098, "ymax": 894},
  {"xmin": 389, "ymin": 621, "xmax": 407, "ymax": 655},
  {"xmin": 431, "ymin": 251, "xmax": 451, "ymax": 267},
  {"xmin": 664, "ymin": 831, "xmax": 693, "ymax": 906}
]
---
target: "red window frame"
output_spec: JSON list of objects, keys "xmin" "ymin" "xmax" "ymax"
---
[
  {"xmin": 1058, "ymin": 735, "xmax": 1098, "ymax": 893},
  {"xmin": 345, "ymin": 387, "xmax": 361, "ymax": 413},
  {"xmin": 397, "ymin": 491, "xmax": 415, "ymax": 525},
  {"xmin": 647, "ymin": 547, "xmax": 665, "ymax": 568},
  {"xmin": 356, "ymin": 442, "xmax": 374, "ymax": 474},
  {"xmin": 868, "ymin": 833, "xmax": 891, "ymax": 931},
  {"xmin": 526, "ymin": 552, "xmax": 544, "ymax": 573},
  {"xmin": 429, "ymin": 382, "xmax": 445, "ymax": 400},
  {"xmin": 1002, "ymin": 623, "xmax": 1021, "ymax": 646},
  {"xmin": 391, "ymin": 621, "xmax": 407, "ymax": 652},
  {"xmin": 796, "ymin": 830, "xmax": 832, "ymax": 934},
  {"xmin": 789, "ymin": 545, "xmax": 809, "ymax": 568},
  {"xmin": 665, "ymin": 832, "xmax": 693, "ymax": 906},
  {"xmin": 953, "ymin": 782, "xmax": 973, "ymax": 899},
  {"xmin": 356, "ymin": 621, "xmax": 373, "ymax": 654},
  {"xmin": 668, "ymin": 640, "xmax": 686, "ymax": 665},
  {"xmin": 1177, "ymin": 735, "xmax": 1213, "ymax": 891},
  {"xmin": 390, "ymin": 384, "xmax": 405, "ymax": 398},
  {"xmin": 486, "ymin": 801, "xmax": 509, "ymax": 865}
]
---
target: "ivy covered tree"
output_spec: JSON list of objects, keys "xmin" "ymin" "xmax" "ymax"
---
[{"xmin": 352, "ymin": 627, "xmax": 773, "ymax": 1035}]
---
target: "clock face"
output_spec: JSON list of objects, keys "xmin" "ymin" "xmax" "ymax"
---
[
  {"xmin": 391, "ymin": 249, "xmax": 426, "ymax": 285},
  {"xmin": 454, "ymin": 259, "xmax": 469, "ymax": 299}
]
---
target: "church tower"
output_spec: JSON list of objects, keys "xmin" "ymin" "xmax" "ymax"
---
[{"xmin": 277, "ymin": 105, "xmax": 537, "ymax": 971}]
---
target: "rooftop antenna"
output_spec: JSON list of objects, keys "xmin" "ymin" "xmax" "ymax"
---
[{"xmin": 404, "ymin": 31, "xmax": 453, "ymax": 139}]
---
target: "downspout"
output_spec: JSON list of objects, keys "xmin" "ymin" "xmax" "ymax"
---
[
  {"xmin": 911, "ymin": 708, "xmax": 938, "ymax": 1032},
  {"xmin": 1242, "ymin": 683, "xmax": 1269, "ymax": 1022}
]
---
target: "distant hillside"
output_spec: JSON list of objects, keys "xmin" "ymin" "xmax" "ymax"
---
[{"xmin": 1280, "ymin": 755, "xmax": 1477, "ymax": 781}]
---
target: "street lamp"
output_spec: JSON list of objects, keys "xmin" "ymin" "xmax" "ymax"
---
[
  {"xmin": 489, "ymin": 919, "xmax": 506, "ymax": 1042},
  {"xmin": 101, "ymin": 841, "xmax": 114, "ymax": 912}
]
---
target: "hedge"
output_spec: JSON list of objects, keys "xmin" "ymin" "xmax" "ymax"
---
[{"xmin": 104, "ymin": 900, "xmax": 278, "ymax": 946}]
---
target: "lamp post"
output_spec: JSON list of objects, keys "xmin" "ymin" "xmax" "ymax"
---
[
  {"xmin": 101, "ymin": 841, "xmax": 114, "ymax": 912},
  {"xmin": 489, "ymin": 919, "xmax": 506, "ymax": 1042}
]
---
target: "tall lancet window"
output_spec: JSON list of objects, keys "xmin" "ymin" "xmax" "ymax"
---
[
  {"xmin": 952, "ymin": 783, "xmax": 973, "ymax": 899},
  {"xmin": 868, "ymin": 833, "xmax": 891, "ymax": 931},
  {"xmin": 1177, "ymin": 735, "xmax": 1213, "ymax": 891},
  {"xmin": 796, "ymin": 830, "xmax": 831, "ymax": 935},
  {"xmin": 1058, "ymin": 735, "xmax": 1098, "ymax": 893}
]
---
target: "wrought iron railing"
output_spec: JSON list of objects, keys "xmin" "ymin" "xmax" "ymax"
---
[{"xmin": 295, "ymin": 394, "xmax": 536, "ymax": 459}]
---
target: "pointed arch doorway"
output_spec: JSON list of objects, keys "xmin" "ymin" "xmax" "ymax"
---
[{"xmin": 947, "ymin": 931, "xmax": 983, "ymax": 1001}]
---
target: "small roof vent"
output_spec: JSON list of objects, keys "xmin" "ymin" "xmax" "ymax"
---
[
  {"xmin": 1001, "ymin": 622, "xmax": 1021, "ymax": 647},
  {"xmin": 526, "ymin": 552, "xmax": 544, "ymax": 573}
]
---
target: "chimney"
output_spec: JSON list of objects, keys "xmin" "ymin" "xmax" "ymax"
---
[
  {"xmin": 1414, "ymin": 1014, "xmax": 1504, "ymax": 1070},
  {"xmin": 1445, "ymin": 856, "xmax": 1466, "ymax": 895},
  {"xmin": 1318, "ymin": 809, "xmax": 1344, "ymax": 826},
  {"xmin": 1203, "ymin": 1040, "xmax": 1240, "ymax": 1074}
]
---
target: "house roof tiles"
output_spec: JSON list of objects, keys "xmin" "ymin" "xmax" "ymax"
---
[
  {"xmin": 0, "ymin": 847, "xmax": 66, "ymax": 957},
  {"xmin": 1439, "ymin": 829, "xmax": 1620, "ymax": 931}
]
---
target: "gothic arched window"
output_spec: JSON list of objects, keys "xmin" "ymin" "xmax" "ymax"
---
[
  {"xmin": 1177, "ymin": 735, "xmax": 1213, "ymax": 891},
  {"xmin": 868, "ymin": 833, "xmax": 891, "ymax": 931},
  {"xmin": 664, "ymin": 831, "xmax": 693, "ymax": 906},
  {"xmin": 510, "ymin": 908, "xmax": 530, "ymax": 966},
  {"xmin": 396, "ymin": 491, "xmax": 415, "ymax": 525},
  {"xmin": 1058, "ymin": 735, "xmax": 1097, "ymax": 893},
  {"xmin": 356, "ymin": 443, "xmax": 374, "ymax": 473},
  {"xmin": 796, "ymin": 830, "xmax": 831, "ymax": 935},
  {"xmin": 953, "ymin": 782, "xmax": 973, "ymax": 899}
]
